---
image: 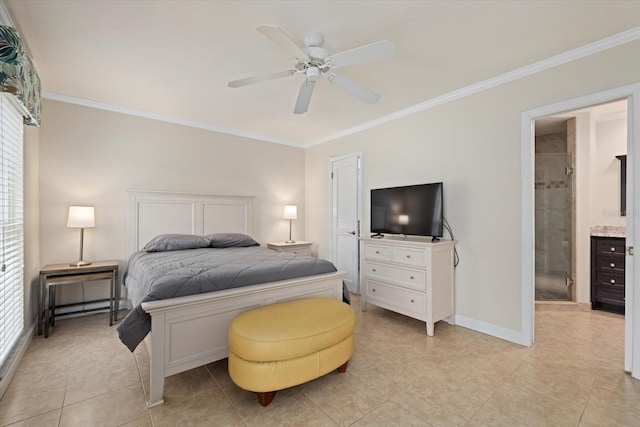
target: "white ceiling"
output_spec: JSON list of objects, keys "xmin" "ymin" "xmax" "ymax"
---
[{"xmin": 6, "ymin": 1, "xmax": 640, "ymax": 147}]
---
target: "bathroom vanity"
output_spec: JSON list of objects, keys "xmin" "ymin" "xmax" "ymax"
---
[{"xmin": 590, "ymin": 232, "xmax": 625, "ymax": 311}]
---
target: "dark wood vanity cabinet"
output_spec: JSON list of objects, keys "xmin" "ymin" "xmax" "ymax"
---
[{"xmin": 591, "ymin": 236, "xmax": 625, "ymax": 310}]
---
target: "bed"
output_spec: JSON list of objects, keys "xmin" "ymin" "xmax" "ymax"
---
[{"xmin": 119, "ymin": 191, "xmax": 347, "ymax": 407}]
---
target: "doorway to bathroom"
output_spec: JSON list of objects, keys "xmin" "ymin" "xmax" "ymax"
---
[
  {"xmin": 522, "ymin": 84, "xmax": 640, "ymax": 377},
  {"xmin": 534, "ymin": 100, "xmax": 628, "ymax": 305}
]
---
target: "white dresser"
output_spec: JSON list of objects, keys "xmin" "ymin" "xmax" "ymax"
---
[{"xmin": 359, "ymin": 236, "xmax": 457, "ymax": 336}]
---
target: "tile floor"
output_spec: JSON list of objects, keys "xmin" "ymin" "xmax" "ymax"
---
[{"xmin": 1, "ymin": 295, "xmax": 638, "ymax": 426}]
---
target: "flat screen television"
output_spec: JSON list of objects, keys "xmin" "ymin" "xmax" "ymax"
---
[{"xmin": 370, "ymin": 182, "xmax": 443, "ymax": 238}]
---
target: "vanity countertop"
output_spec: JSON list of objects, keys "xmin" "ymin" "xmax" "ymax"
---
[{"xmin": 591, "ymin": 225, "xmax": 626, "ymax": 238}]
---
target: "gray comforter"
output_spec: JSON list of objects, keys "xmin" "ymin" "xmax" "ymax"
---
[{"xmin": 117, "ymin": 246, "xmax": 340, "ymax": 351}]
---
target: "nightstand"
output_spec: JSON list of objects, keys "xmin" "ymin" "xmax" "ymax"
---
[
  {"xmin": 38, "ymin": 261, "xmax": 119, "ymax": 338},
  {"xmin": 266, "ymin": 241, "xmax": 313, "ymax": 256}
]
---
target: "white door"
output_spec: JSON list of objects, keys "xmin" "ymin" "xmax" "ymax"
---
[
  {"xmin": 331, "ymin": 153, "xmax": 361, "ymax": 294},
  {"xmin": 626, "ymin": 95, "xmax": 636, "ymax": 375}
]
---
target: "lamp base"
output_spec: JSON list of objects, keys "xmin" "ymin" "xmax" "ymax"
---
[
  {"xmin": 70, "ymin": 261, "xmax": 92, "ymax": 267},
  {"xmin": 285, "ymin": 240, "xmax": 296, "ymax": 243}
]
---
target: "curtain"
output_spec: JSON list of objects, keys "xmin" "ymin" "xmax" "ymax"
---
[{"xmin": 0, "ymin": 25, "xmax": 41, "ymax": 127}]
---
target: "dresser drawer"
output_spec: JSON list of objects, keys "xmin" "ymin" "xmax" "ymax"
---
[
  {"xmin": 596, "ymin": 254, "xmax": 624, "ymax": 273},
  {"xmin": 595, "ymin": 239, "xmax": 625, "ymax": 256},
  {"xmin": 595, "ymin": 284, "xmax": 625, "ymax": 306},
  {"xmin": 278, "ymin": 246, "xmax": 310, "ymax": 256},
  {"xmin": 365, "ymin": 244, "xmax": 392, "ymax": 261},
  {"xmin": 391, "ymin": 247, "xmax": 427, "ymax": 267},
  {"xmin": 366, "ymin": 280, "xmax": 426, "ymax": 316},
  {"xmin": 364, "ymin": 261, "xmax": 426, "ymax": 291},
  {"xmin": 595, "ymin": 271, "xmax": 624, "ymax": 288}
]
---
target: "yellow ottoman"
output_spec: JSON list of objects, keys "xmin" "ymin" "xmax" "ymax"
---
[{"xmin": 228, "ymin": 297, "xmax": 355, "ymax": 406}]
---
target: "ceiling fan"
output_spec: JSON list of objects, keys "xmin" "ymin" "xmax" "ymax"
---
[{"xmin": 228, "ymin": 25, "xmax": 396, "ymax": 114}]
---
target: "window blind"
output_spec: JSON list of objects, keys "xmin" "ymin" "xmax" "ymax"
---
[{"xmin": 0, "ymin": 93, "xmax": 24, "ymax": 368}]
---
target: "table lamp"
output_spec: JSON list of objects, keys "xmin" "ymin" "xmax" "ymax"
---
[
  {"xmin": 283, "ymin": 205, "xmax": 297, "ymax": 243},
  {"xmin": 67, "ymin": 206, "xmax": 95, "ymax": 266}
]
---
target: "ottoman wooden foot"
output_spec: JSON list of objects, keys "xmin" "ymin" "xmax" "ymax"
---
[
  {"xmin": 257, "ymin": 391, "xmax": 275, "ymax": 407},
  {"xmin": 337, "ymin": 360, "xmax": 349, "ymax": 373}
]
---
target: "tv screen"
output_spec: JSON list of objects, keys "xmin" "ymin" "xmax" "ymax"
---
[{"xmin": 370, "ymin": 182, "xmax": 443, "ymax": 237}]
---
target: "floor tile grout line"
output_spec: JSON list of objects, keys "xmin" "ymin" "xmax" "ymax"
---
[
  {"xmin": 133, "ymin": 344, "xmax": 154, "ymax": 427},
  {"xmin": 56, "ymin": 333, "xmax": 76, "ymax": 427},
  {"xmin": 203, "ymin": 362, "xmax": 248, "ymax": 426},
  {"xmin": 463, "ymin": 352, "xmax": 530, "ymax": 425},
  {"xmin": 576, "ymin": 371, "xmax": 598, "ymax": 426}
]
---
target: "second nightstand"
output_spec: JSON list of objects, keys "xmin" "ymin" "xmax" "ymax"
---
[{"xmin": 266, "ymin": 241, "xmax": 313, "ymax": 256}]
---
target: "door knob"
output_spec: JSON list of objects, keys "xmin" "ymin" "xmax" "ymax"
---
[{"xmin": 348, "ymin": 231, "xmax": 356, "ymax": 235}]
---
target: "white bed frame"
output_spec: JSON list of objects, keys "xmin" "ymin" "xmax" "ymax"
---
[{"xmin": 126, "ymin": 191, "xmax": 346, "ymax": 407}]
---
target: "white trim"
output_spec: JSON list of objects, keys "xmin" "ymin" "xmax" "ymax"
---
[
  {"xmin": 520, "ymin": 114, "xmax": 535, "ymax": 347},
  {"xmin": 631, "ymin": 91, "xmax": 640, "ymax": 379},
  {"xmin": 521, "ymin": 84, "xmax": 640, "ymax": 377},
  {"xmin": 0, "ymin": 2, "xmax": 15, "ymax": 27},
  {"xmin": 306, "ymin": 26, "xmax": 640, "ymax": 147},
  {"xmin": 0, "ymin": 322, "xmax": 35, "ymax": 399},
  {"xmin": 39, "ymin": 27, "xmax": 640, "ymax": 149},
  {"xmin": 42, "ymin": 92, "xmax": 302, "ymax": 148},
  {"xmin": 454, "ymin": 314, "xmax": 524, "ymax": 345}
]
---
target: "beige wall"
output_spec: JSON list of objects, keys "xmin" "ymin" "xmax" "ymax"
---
[
  {"xmin": 305, "ymin": 39, "xmax": 640, "ymax": 336},
  {"xmin": 39, "ymin": 99, "xmax": 306, "ymax": 305},
  {"xmin": 591, "ymin": 117, "xmax": 627, "ymax": 227},
  {"xmin": 24, "ymin": 125, "xmax": 40, "ymax": 329}
]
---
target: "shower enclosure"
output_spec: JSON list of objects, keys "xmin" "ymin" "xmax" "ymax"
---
[{"xmin": 535, "ymin": 150, "xmax": 574, "ymax": 301}]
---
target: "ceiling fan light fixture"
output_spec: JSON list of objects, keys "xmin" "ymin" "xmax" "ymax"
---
[
  {"xmin": 306, "ymin": 66, "xmax": 321, "ymax": 81},
  {"xmin": 303, "ymin": 31, "xmax": 324, "ymax": 47}
]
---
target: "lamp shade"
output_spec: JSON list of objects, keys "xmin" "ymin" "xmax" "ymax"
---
[
  {"xmin": 398, "ymin": 214, "xmax": 409, "ymax": 225},
  {"xmin": 283, "ymin": 205, "xmax": 297, "ymax": 220},
  {"xmin": 67, "ymin": 206, "xmax": 95, "ymax": 228}
]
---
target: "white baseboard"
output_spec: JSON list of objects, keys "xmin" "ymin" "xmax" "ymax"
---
[
  {"xmin": 454, "ymin": 314, "xmax": 528, "ymax": 346},
  {"xmin": 0, "ymin": 321, "xmax": 36, "ymax": 399}
]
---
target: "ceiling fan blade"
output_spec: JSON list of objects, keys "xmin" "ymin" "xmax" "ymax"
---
[
  {"xmin": 327, "ymin": 40, "xmax": 395, "ymax": 68},
  {"xmin": 228, "ymin": 69, "xmax": 296, "ymax": 88},
  {"xmin": 326, "ymin": 73, "xmax": 380, "ymax": 104},
  {"xmin": 257, "ymin": 25, "xmax": 308, "ymax": 59},
  {"xmin": 294, "ymin": 80, "xmax": 316, "ymax": 114}
]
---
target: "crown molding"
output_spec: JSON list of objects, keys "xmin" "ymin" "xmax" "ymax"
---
[
  {"xmin": 305, "ymin": 26, "xmax": 640, "ymax": 148},
  {"xmin": 0, "ymin": 1, "xmax": 14, "ymax": 26},
  {"xmin": 42, "ymin": 92, "xmax": 304, "ymax": 148}
]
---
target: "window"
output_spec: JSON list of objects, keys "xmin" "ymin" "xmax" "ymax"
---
[{"xmin": 0, "ymin": 93, "xmax": 24, "ymax": 367}]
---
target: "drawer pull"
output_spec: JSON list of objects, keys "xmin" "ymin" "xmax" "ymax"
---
[
  {"xmin": 406, "ymin": 255, "xmax": 411, "ymax": 258},
  {"xmin": 372, "ymin": 268, "xmax": 376, "ymax": 272},
  {"xmin": 610, "ymin": 263, "xmax": 616, "ymax": 268},
  {"xmin": 611, "ymin": 247, "xmax": 616, "ymax": 252},
  {"xmin": 611, "ymin": 279, "xmax": 616, "ymax": 284},
  {"xmin": 410, "ymin": 299, "xmax": 414, "ymax": 303},
  {"xmin": 410, "ymin": 276, "xmax": 414, "ymax": 280},
  {"xmin": 372, "ymin": 288, "xmax": 376, "ymax": 292},
  {"xmin": 375, "ymin": 251, "xmax": 380, "ymax": 254}
]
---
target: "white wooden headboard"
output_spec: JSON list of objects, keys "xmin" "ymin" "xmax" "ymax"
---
[{"xmin": 126, "ymin": 191, "xmax": 255, "ymax": 256}]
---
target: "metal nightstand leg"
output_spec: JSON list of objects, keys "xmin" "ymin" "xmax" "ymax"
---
[{"xmin": 44, "ymin": 282, "xmax": 51, "ymax": 338}]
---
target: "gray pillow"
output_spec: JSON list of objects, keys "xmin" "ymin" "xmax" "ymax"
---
[
  {"xmin": 144, "ymin": 234, "xmax": 211, "ymax": 252},
  {"xmin": 206, "ymin": 233, "xmax": 260, "ymax": 248}
]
